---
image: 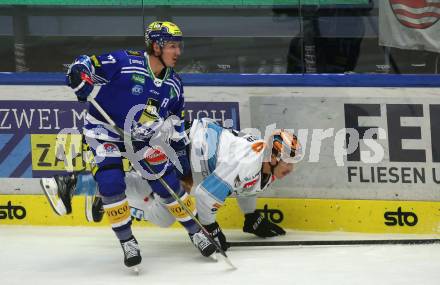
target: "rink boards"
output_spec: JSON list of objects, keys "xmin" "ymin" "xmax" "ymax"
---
[
  {"xmin": 1, "ymin": 195, "xmax": 440, "ymax": 234},
  {"xmin": 1, "ymin": 74, "xmax": 440, "ymax": 234}
]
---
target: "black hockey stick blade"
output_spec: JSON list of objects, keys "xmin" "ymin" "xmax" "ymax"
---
[{"xmin": 229, "ymin": 239, "xmax": 440, "ymax": 247}]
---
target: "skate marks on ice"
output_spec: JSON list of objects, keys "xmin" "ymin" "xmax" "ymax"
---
[{"xmin": 1, "ymin": 227, "xmax": 440, "ymax": 285}]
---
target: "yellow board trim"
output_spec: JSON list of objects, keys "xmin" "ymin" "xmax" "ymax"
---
[{"xmin": 1, "ymin": 195, "xmax": 440, "ymax": 234}]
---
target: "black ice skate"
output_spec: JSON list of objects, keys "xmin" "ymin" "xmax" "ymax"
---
[
  {"xmin": 120, "ymin": 236, "xmax": 142, "ymax": 269},
  {"xmin": 91, "ymin": 196, "xmax": 104, "ymax": 222},
  {"xmin": 189, "ymin": 229, "xmax": 217, "ymax": 258},
  {"xmin": 41, "ymin": 173, "xmax": 77, "ymax": 215}
]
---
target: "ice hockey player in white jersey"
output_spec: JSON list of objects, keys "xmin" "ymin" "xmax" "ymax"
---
[{"xmin": 188, "ymin": 118, "xmax": 301, "ymax": 250}]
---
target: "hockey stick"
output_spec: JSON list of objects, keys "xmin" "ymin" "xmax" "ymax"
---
[
  {"xmin": 229, "ymin": 238, "xmax": 440, "ymax": 247},
  {"xmin": 88, "ymin": 98, "xmax": 236, "ymax": 269}
]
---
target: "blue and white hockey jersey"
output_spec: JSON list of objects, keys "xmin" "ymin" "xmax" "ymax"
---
[{"xmin": 81, "ymin": 50, "xmax": 185, "ymax": 142}]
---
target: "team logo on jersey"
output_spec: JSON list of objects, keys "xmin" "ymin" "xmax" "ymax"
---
[
  {"xmin": 153, "ymin": 78, "xmax": 162, "ymax": 87},
  {"xmin": 131, "ymin": 74, "xmax": 145, "ymax": 85},
  {"xmin": 146, "ymin": 98, "xmax": 160, "ymax": 117},
  {"xmin": 126, "ymin": 50, "xmax": 142, "ymax": 57},
  {"xmin": 131, "ymin": 84, "xmax": 144, "ymax": 96},
  {"xmin": 139, "ymin": 98, "xmax": 160, "ymax": 125}
]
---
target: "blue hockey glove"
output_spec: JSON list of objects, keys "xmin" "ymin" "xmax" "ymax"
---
[
  {"xmin": 66, "ymin": 62, "xmax": 94, "ymax": 102},
  {"xmin": 243, "ymin": 211, "xmax": 286, "ymax": 238}
]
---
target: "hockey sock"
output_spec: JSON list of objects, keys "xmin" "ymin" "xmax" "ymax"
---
[
  {"xmin": 102, "ymin": 193, "xmax": 133, "ymax": 241},
  {"xmin": 163, "ymin": 191, "xmax": 200, "ymax": 234}
]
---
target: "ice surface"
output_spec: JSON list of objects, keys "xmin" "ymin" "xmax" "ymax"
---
[{"xmin": 1, "ymin": 226, "xmax": 439, "ymax": 285}]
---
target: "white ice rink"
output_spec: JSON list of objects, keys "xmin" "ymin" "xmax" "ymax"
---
[{"xmin": 1, "ymin": 226, "xmax": 439, "ymax": 285}]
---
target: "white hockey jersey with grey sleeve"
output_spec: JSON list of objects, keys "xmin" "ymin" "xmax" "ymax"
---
[{"xmin": 190, "ymin": 118, "xmax": 275, "ymax": 225}]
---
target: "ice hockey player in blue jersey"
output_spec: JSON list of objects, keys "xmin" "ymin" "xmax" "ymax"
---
[{"xmin": 64, "ymin": 21, "xmax": 216, "ymax": 269}]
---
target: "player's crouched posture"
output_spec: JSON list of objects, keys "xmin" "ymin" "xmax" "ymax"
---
[
  {"xmin": 189, "ymin": 118, "xmax": 300, "ymax": 250},
  {"xmin": 42, "ymin": 118, "xmax": 301, "ymax": 252}
]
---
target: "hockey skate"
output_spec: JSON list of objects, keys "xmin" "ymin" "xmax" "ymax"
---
[
  {"xmin": 40, "ymin": 173, "xmax": 77, "ymax": 216},
  {"xmin": 120, "ymin": 236, "xmax": 142, "ymax": 271},
  {"xmin": 85, "ymin": 195, "xmax": 104, "ymax": 223},
  {"xmin": 189, "ymin": 229, "xmax": 217, "ymax": 258}
]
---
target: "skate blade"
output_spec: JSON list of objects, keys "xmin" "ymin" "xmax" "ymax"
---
[
  {"xmin": 218, "ymin": 254, "xmax": 237, "ymax": 270},
  {"xmin": 40, "ymin": 178, "xmax": 67, "ymax": 216},
  {"xmin": 131, "ymin": 266, "xmax": 140, "ymax": 275},
  {"xmin": 85, "ymin": 195, "xmax": 94, "ymax": 222},
  {"xmin": 209, "ymin": 253, "xmax": 218, "ymax": 262}
]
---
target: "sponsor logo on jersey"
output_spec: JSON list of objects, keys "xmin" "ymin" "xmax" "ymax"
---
[
  {"xmin": 96, "ymin": 142, "xmax": 120, "ymax": 157},
  {"xmin": 130, "ymin": 206, "xmax": 144, "ymax": 221},
  {"xmin": 251, "ymin": 141, "xmax": 265, "ymax": 153},
  {"xmin": 131, "ymin": 84, "xmax": 144, "ymax": 96},
  {"xmin": 101, "ymin": 55, "xmax": 116, "ymax": 64},
  {"xmin": 103, "ymin": 143, "xmax": 118, "ymax": 152},
  {"xmin": 126, "ymin": 50, "xmax": 142, "ymax": 57},
  {"xmin": 0, "ymin": 201, "xmax": 26, "ymax": 220},
  {"xmin": 90, "ymin": 55, "xmax": 101, "ymax": 67},
  {"xmin": 131, "ymin": 74, "xmax": 145, "ymax": 85},
  {"xmin": 243, "ymin": 172, "xmax": 259, "ymax": 182},
  {"xmin": 144, "ymin": 148, "xmax": 167, "ymax": 165},
  {"xmin": 211, "ymin": 203, "xmax": 222, "ymax": 213},
  {"xmin": 149, "ymin": 89, "xmax": 160, "ymax": 95},
  {"xmin": 129, "ymin": 58, "xmax": 144, "ymax": 66},
  {"xmin": 243, "ymin": 178, "xmax": 258, "ymax": 189}
]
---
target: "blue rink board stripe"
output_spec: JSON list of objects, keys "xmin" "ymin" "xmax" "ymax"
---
[
  {"xmin": 0, "ymin": 134, "xmax": 30, "ymax": 177},
  {"xmin": 0, "ymin": 72, "xmax": 439, "ymax": 87}
]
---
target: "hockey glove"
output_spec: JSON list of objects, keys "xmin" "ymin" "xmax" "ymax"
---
[
  {"xmin": 243, "ymin": 211, "xmax": 286, "ymax": 238},
  {"xmin": 66, "ymin": 61, "xmax": 94, "ymax": 102},
  {"xmin": 204, "ymin": 221, "xmax": 230, "ymax": 252}
]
